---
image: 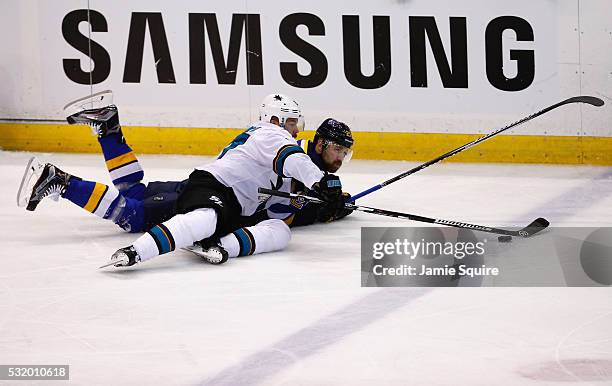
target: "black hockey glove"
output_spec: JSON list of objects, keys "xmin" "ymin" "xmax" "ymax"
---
[
  {"xmin": 312, "ymin": 174, "xmax": 346, "ymax": 222},
  {"xmin": 314, "ymin": 174, "xmax": 342, "ymax": 201},
  {"xmin": 334, "ymin": 192, "xmax": 354, "ymax": 220},
  {"xmin": 316, "ymin": 192, "xmax": 353, "ymax": 222}
]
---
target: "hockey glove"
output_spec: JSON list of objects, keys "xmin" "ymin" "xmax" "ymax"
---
[
  {"xmin": 334, "ymin": 192, "xmax": 354, "ymax": 220},
  {"xmin": 316, "ymin": 192, "xmax": 353, "ymax": 222},
  {"xmin": 313, "ymin": 174, "xmax": 346, "ymax": 222}
]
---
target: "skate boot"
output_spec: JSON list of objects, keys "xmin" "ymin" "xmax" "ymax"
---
[
  {"xmin": 100, "ymin": 246, "xmax": 141, "ymax": 268},
  {"xmin": 17, "ymin": 157, "xmax": 72, "ymax": 211},
  {"xmin": 183, "ymin": 238, "xmax": 229, "ymax": 265},
  {"xmin": 67, "ymin": 104, "xmax": 122, "ymax": 138},
  {"xmin": 63, "ymin": 90, "xmax": 122, "ymax": 138}
]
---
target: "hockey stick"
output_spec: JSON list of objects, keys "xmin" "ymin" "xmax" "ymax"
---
[
  {"xmin": 258, "ymin": 188, "xmax": 549, "ymax": 238},
  {"xmin": 350, "ymin": 95, "xmax": 604, "ymax": 202}
]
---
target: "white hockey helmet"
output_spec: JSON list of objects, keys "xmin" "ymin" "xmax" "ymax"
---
[{"xmin": 259, "ymin": 94, "xmax": 303, "ymax": 130}]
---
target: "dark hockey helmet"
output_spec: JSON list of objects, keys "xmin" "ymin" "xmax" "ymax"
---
[{"xmin": 314, "ymin": 118, "xmax": 354, "ymax": 149}]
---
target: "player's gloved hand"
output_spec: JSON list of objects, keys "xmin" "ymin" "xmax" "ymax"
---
[
  {"xmin": 313, "ymin": 173, "xmax": 342, "ymax": 202},
  {"xmin": 312, "ymin": 174, "xmax": 345, "ymax": 222},
  {"xmin": 316, "ymin": 192, "xmax": 353, "ymax": 222},
  {"xmin": 334, "ymin": 192, "xmax": 354, "ymax": 220}
]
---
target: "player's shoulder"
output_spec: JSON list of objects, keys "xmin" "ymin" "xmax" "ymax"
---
[
  {"xmin": 248, "ymin": 121, "xmax": 296, "ymax": 142},
  {"xmin": 248, "ymin": 120, "xmax": 279, "ymax": 132}
]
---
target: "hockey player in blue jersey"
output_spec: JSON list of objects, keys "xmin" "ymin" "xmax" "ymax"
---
[
  {"xmin": 18, "ymin": 94, "xmax": 184, "ymax": 234},
  {"xmin": 18, "ymin": 93, "xmax": 353, "ymax": 266}
]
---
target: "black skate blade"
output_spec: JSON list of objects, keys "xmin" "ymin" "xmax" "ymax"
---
[{"xmin": 518, "ymin": 217, "xmax": 550, "ymax": 237}]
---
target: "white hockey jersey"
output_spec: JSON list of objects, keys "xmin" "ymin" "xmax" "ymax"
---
[
  {"xmin": 199, "ymin": 122, "xmax": 324, "ymax": 216},
  {"xmin": 259, "ymin": 139, "xmax": 311, "ymax": 221}
]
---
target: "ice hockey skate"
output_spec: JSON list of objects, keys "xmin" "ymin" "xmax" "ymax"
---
[
  {"xmin": 183, "ymin": 239, "xmax": 229, "ymax": 265},
  {"xmin": 100, "ymin": 246, "xmax": 141, "ymax": 268},
  {"xmin": 17, "ymin": 157, "xmax": 71, "ymax": 211},
  {"xmin": 63, "ymin": 90, "xmax": 121, "ymax": 138}
]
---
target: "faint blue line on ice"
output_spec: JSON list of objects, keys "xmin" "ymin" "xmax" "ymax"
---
[{"xmin": 199, "ymin": 288, "xmax": 430, "ymax": 386}]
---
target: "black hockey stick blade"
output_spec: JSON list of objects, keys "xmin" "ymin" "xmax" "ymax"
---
[
  {"xmin": 516, "ymin": 217, "xmax": 550, "ymax": 238},
  {"xmin": 566, "ymin": 96, "xmax": 604, "ymax": 107}
]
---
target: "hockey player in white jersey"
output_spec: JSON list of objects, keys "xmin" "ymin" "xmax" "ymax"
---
[
  {"xmin": 186, "ymin": 117, "xmax": 355, "ymax": 263},
  {"xmin": 106, "ymin": 94, "xmax": 348, "ymax": 267}
]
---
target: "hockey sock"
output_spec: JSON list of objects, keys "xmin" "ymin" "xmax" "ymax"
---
[
  {"xmin": 221, "ymin": 229, "xmax": 250, "ymax": 258},
  {"xmin": 221, "ymin": 219, "xmax": 291, "ymax": 258},
  {"xmin": 63, "ymin": 179, "xmax": 121, "ymax": 219},
  {"xmin": 99, "ymin": 134, "xmax": 144, "ymax": 190},
  {"xmin": 133, "ymin": 208, "xmax": 217, "ymax": 261}
]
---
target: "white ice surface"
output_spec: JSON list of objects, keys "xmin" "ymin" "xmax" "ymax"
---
[{"xmin": 1, "ymin": 150, "xmax": 612, "ymax": 385}]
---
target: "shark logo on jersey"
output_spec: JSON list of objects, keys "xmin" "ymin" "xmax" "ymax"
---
[{"xmin": 209, "ymin": 195, "xmax": 223, "ymax": 207}]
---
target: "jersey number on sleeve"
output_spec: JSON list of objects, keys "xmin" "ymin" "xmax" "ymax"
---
[{"xmin": 218, "ymin": 126, "xmax": 259, "ymax": 159}]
